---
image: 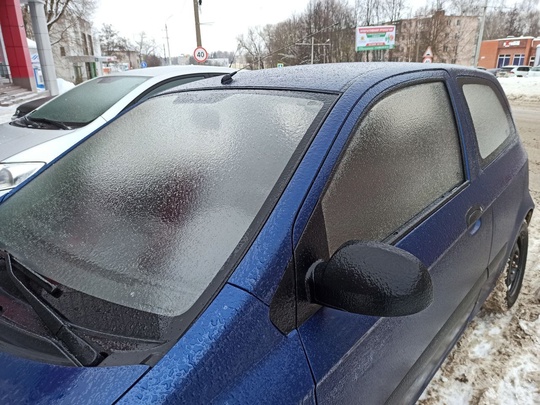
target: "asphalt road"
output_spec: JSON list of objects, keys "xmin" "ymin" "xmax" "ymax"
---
[{"xmin": 512, "ymin": 102, "xmax": 540, "ymax": 196}]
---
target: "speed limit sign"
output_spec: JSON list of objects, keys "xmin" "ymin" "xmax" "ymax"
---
[{"xmin": 193, "ymin": 46, "xmax": 208, "ymax": 63}]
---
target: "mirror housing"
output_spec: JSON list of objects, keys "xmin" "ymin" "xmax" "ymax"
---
[{"xmin": 306, "ymin": 241, "xmax": 433, "ymax": 317}]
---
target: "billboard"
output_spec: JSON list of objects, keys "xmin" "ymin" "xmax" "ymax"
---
[{"xmin": 356, "ymin": 25, "xmax": 396, "ymax": 52}]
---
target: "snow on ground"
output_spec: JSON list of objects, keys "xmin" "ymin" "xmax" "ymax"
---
[
  {"xmin": 499, "ymin": 76, "xmax": 540, "ymax": 103},
  {"xmin": 0, "ymin": 106, "xmax": 16, "ymax": 125}
]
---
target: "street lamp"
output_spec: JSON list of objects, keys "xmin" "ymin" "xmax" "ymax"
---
[
  {"xmin": 164, "ymin": 14, "xmax": 173, "ymax": 65},
  {"xmin": 296, "ymin": 37, "xmax": 331, "ymax": 64},
  {"xmin": 473, "ymin": 0, "xmax": 489, "ymax": 68}
]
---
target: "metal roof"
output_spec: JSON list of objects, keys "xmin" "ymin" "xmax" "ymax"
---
[{"xmin": 174, "ymin": 62, "xmax": 482, "ymax": 93}]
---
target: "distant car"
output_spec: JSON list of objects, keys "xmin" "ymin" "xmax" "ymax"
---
[
  {"xmin": 496, "ymin": 65, "xmax": 530, "ymax": 77},
  {"xmin": 0, "ymin": 65, "xmax": 234, "ymax": 196},
  {"xmin": 0, "ymin": 63, "xmax": 533, "ymax": 404},
  {"xmin": 528, "ymin": 66, "xmax": 540, "ymax": 77}
]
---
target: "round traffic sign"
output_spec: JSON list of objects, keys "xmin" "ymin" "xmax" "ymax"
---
[{"xmin": 193, "ymin": 46, "xmax": 208, "ymax": 63}]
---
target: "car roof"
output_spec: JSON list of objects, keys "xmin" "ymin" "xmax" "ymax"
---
[
  {"xmin": 108, "ymin": 65, "xmax": 235, "ymax": 78},
  {"xmin": 170, "ymin": 62, "xmax": 490, "ymax": 94}
]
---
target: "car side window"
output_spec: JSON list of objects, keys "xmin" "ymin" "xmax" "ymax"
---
[
  {"xmin": 321, "ymin": 82, "xmax": 464, "ymax": 254},
  {"xmin": 462, "ymin": 83, "xmax": 514, "ymax": 161}
]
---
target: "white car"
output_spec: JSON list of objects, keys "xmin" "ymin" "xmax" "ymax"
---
[
  {"xmin": 529, "ymin": 66, "xmax": 540, "ymax": 77},
  {"xmin": 496, "ymin": 65, "xmax": 530, "ymax": 78},
  {"xmin": 0, "ymin": 65, "xmax": 234, "ymax": 196}
]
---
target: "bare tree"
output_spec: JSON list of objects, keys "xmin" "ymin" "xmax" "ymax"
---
[
  {"xmin": 22, "ymin": 0, "xmax": 96, "ymax": 33},
  {"xmin": 99, "ymin": 24, "xmax": 130, "ymax": 55},
  {"xmin": 237, "ymin": 0, "xmax": 355, "ymax": 68},
  {"xmin": 237, "ymin": 26, "xmax": 272, "ymax": 69},
  {"xmin": 134, "ymin": 32, "xmax": 160, "ymax": 66},
  {"xmin": 484, "ymin": 0, "xmax": 540, "ymax": 39}
]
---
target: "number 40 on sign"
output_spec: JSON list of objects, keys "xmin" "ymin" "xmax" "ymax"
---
[{"xmin": 193, "ymin": 46, "xmax": 208, "ymax": 63}]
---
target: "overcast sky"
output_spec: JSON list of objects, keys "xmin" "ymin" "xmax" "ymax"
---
[
  {"xmin": 94, "ymin": 0, "xmax": 310, "ymax": 56},
  {"xmin": 93, "ymin": 0, "xmax": 430, "ymax": 57}
]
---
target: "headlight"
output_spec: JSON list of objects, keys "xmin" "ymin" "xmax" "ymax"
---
[
  {"xmin": 0, "ymin": 162, "xmax": 45, "ymax": 191},
  {"xmin": 11, "ymin": 109, "xmax": 21, "ymax": 120}
]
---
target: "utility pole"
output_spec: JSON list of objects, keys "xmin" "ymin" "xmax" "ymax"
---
[
  {"xmin": 164, "ymin": 23, "xmax": 171, "ymax": 65},
  {"xmin": 193, "ymin": 0, "xmax": 202, "ymax": 47},
  {"xmin": 473, "ymin": 0, "xmax": 488, "ymax": 68},
  {"xmin": 311, "ymin": 36, "xmax": 314, "ymax": 64}
]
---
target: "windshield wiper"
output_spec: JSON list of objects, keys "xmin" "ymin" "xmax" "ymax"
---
[
  {"xmin": 26, "ymin": 116, "xmax": 71, "ymax": 130},
  {"xmin": 0, "ymin": 250, "xmax": 103, "ymax": 366}
]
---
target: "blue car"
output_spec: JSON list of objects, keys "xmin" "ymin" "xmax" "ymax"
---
[{"xmin": 0, "ymin": 63, "xmax": 534, "ymax": 404}]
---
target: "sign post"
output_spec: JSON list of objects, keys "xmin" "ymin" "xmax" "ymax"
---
[
  {"xmin": 193, "ymin": 46, "xmax": 208, "ymax": 64},
  {"xmin": 422, "ymin": 47, "xmax": 433, "ymax": 63}
]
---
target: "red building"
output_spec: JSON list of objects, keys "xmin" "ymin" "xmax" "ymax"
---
[
  {"xmin": 0, "ymin": 0, "xmax": 35, "ymax": 91},
  {"xmin": 478, "ymin": 36, "xmax": 540, "ymax": 69}
]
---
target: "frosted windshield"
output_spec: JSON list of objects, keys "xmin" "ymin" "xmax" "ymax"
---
[{"xmin": 0, "ymin": 90, "xmax": 330, "ymax": 316}]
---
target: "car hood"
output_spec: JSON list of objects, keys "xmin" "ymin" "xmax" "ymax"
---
[
  {"xmin": 0, "ymin": 122, "xmax": 77, "ymax": 161},
  {"xmin": 0, "ymin": 351, "xmax": 147, "ymax": 404},
  {"xmin": 0, "ymin": 117, "xmax": 107, "ymax": 162}
]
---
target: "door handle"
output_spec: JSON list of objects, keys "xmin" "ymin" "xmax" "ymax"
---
[{"xmin": 466, "ymin": 206, "xmax": 484, "ymax": 228}]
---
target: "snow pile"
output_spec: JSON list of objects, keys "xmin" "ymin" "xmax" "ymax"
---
[
  {"xmin": 0, "ymin": 106, "xmax": 16, "ymax": 125},
  {"xmin": 498, "ymin": 76, "xmax": 540, "ymax": 103}
]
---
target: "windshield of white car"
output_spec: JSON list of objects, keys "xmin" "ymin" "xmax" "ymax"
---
[
  {"xmin": 0, "ymin": 89, "xmax": 334, "ymax": 317},
  {"xmin": 27, "ymin": 75, "xmax": 150, "ymax": 126}
]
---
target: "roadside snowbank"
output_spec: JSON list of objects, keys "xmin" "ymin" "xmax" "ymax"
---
[
  {"xmin": 0, "ymin": 106, "xmax": 16, "ymax": 125},
  {"xmin": 498, "ymin": 76, "xmax": 540, "ymax": 103}
]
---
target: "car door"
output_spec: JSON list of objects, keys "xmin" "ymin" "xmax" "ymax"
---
[
  {"xmin": 293, "ymin": 73, "xmax": 494, "ymax": 403},
  {"xmin": 458, "ymin": 76, "xmax": 534, "ymax": 298}
]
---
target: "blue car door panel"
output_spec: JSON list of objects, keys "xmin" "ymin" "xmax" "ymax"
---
[{"xmin": 294, "ymin": 73, "xmax": 494, "ymax": 403}]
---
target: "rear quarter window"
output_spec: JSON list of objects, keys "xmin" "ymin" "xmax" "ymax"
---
[{"xmin": 461, "ymin": 83, "xmax": 515, "ymax": 162}]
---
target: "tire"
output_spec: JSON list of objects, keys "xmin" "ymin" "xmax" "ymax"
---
[{"xmin": 505, "ymin": 221, "xmax": 528, "ymax": 308}]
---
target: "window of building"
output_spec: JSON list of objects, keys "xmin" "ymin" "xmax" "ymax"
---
[
  {"xmin": 82, "ymin": 33, "xmax": 89, "ymax": 56},
  {"xmin": 445, "ymin": 32, "xmax": 450, "ymax": 39},
  {"xmin": 88, "ymin": 35, "xmax": 94, "ymax": 56},
  {"xmin": 512, "ymin": 54, "xmax": 525, "ymax": 65},
  {"xmin": 456, "ymin": 19, "xmax": 461, "ymax": 25},
  {"xmin": 497, "ymin": 54, "xmax": 511, "ymax": 67},
  {"xmin": 451, "ymin": 58, "xmax": 457, "ymax": 64},
  {"xmin": 454, "ymin": 33, "xmax": 460, "ymax": 39},
  {"xmin": 530, "ymin": 56, "xmax": 536, "ymax": 66},
  {"xmin": 60, "ymin": 47, "xmax": 66, "ymax": 57},
  {"xmin": 462, "ymin": 83, "xmax": 514, "ymax": 161},
  {"xmin": 321, "ymin": 82, "xmax": 464, "ymax": 250}
]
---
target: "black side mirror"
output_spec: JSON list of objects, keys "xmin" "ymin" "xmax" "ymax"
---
[{"xmin": 306, "ymin": 241, "xmax": 433, "ymax": 317}]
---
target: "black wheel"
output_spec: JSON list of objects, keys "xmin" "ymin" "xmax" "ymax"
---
[{"xmin": 505, "ymin": 221, "xmax": 528, "ymax": 308}]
